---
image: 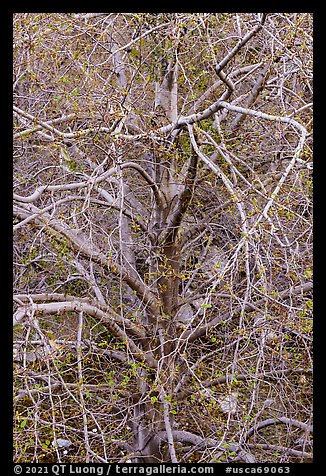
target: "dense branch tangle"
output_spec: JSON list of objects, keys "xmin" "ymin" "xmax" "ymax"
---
[{"xmin": 13, "ymin": 13, "xmax": 312, "ymax": 463}]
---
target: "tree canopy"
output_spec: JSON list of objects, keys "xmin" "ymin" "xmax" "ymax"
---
[{"xmin": 13, "ymin": 13, "xmax": 313, "ymax": 463}]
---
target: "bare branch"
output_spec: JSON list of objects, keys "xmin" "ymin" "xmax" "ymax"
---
[
  {"xmin": 181, "ymin": 281, "xmax": 313, "ymax": 344},
  {"xmin": 13, "ymin": 203, "xmax": 161, "ymax": 317},
  {"xmin": 243, "ymin": 417, "xmax": 313, "ymax": 442},
  {"xmin": 14, "ymin": 300, "xmax": 157, "ymax": 368},
  {"xmin": 215, "ymin": 13, "xmax": 267, "ymax": 74}
]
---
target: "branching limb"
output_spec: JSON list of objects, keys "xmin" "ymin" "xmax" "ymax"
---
[
  {"xmin": 219, "ymin": 100, "xmax": 307, "ymax": 136},
  {"xmin": 13, "ymin": 300, "xmax": 157, "ymax": 368},
  {"xmin": 191, "ymin": 64, "xmax": 263, "ymax": 113},
  {"xmin": 121, "ymin": 162, "xmax": 164, "ymax": 207},
  {"xmin": 247, "ymin": 443, "xmax": 312, "ymax": 460},
  {"xmin": 13, "ymin": 167, "xmax": 119, "ymax": 204},
  {"xmin": 180, "ymin": 280, "xmax": 313, "ymax": 344},
  {"xmin": 13, "ymin": 195, "xmax": 147, "ymax": 233},
  {"xmin": 13, "ymin": 113, "xmax": 77, "ymax": 139},
  {"xmin": 156, "ymin": 430, "xmax": 255, "ymax": 463},
  {"xmin": 176, "ymin": 368, "xmax": 312, "ymax": 401},
  {"xmin": 13, "ymin": 161, "xmax": 155, "ymax": 205},
  {"xmin": 159, "ymin": 187, "xmax": 192, "ymax": 246},
  {"xmin": 215, "ymin": 14, "xmax": 267, "ymax": 74},
  {"xmin": 159, "ymin": 143, "xmax": 198, "ymax": 245},
  {"xmin": 160, "ymin": 393, "xmax": 178, "ymax": 463},
  {"xmin": 13, "ymin": 203, "xmax": 162, "ymax": 318},
  {"xmin": 13, "ymin": 105, "xmax": 111, "ymax": 140},
  {"xmin": 243, "ymin": 417, "xmax": 313, "ymax": 443},
  {"xmin": 13, "ymin": 293, "xmax": 145, "ymax": 339},
  {"xmin": 229, "ymin": 62, "xmax": 270, "ymax": 132}
]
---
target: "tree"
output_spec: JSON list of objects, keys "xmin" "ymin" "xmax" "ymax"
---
[{"xmin": 13, "ymin": 13, "xmax": 313, "ymax": 463}]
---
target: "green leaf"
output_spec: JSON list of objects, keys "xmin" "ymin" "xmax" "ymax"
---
[
  {"xmin": 304, "ymin": 268, "xmax": 313, "ymax": 279},
  {"xmin": 20, "ymin": 419, "xmax": 27, "ymax": 429},
  {"xmin": 60, "ymin": 147, "xmax": 70, "ymax": 162}
]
